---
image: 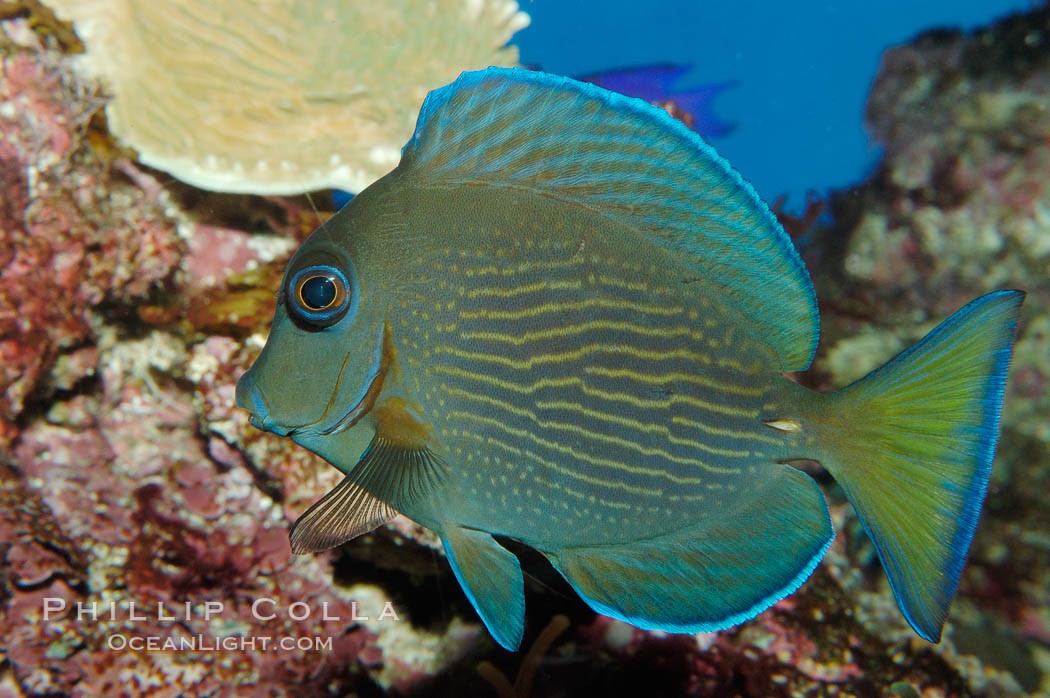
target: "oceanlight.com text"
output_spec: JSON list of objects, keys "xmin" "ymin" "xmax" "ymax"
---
[{"xmin": 107, "ymin": 634, "xmax": 334, "ymax": 652}]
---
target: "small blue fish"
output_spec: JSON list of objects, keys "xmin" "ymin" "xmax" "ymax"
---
[
  {"xmin": 237, "ymin": 67, "xmax": 1023, "ymax": 651},
  {"xmin": 578, "ymin": 63, "xmax": 734, "ymax": 136}
]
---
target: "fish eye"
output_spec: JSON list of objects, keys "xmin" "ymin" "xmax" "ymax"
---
[{"xmin": 287, "ymin": 264, "xmax": 351, "ymax": 327}]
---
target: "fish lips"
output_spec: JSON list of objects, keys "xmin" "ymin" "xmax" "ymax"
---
[
  {"xmin": 235, "ymin": 346, "xmax": 387, "ymax": 440},
  {"xmin": 235, "ymin": 370, "xmax": 295, "ymax": 437}
]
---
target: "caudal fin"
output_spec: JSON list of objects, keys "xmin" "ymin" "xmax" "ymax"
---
[{"xmin": 810, "ymin": 290, "xmax": 1024, "ymax": 642}]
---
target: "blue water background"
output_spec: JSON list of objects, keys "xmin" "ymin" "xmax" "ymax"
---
[{"xmin": 515, "ymin": 1, "xmax": 1032, "ymax": 204}]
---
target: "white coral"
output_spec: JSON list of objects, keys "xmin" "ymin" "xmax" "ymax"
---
[{"xmin": 47, "ymin": 0, "xmax": 529, "ymax": 194}]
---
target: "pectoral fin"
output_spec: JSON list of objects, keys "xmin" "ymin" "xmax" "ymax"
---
[
  {"xmin": 442, "ymin": 526, "xmax": 525, "ymax": 651},
  {"xmin": 290, "ymin": 399, "xmax": 448, "ymax": 553},
  {"xmin": 289, "ymin": 473, "xmax": 397, "ymax": 553}
]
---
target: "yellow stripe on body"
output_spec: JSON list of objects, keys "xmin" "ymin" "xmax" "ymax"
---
[
  {"xmin": 671, "ymin": 415, "xmax": 782, "ymax": 447},
  {"xmin": 458, "ymin": 297, "xmax": 683, "ymax": 321},
  {"xmin": 459, "ymin": 319, "xmax": 706, "ymax": 345},
  {"xmin": 450, "ymin": 412, "xmax": 666, "ymax": 496},
  {"xmin": 534, "ymin": 399, "xmax": 751, "ymax": 461},
  {"xmin": 434, "ymin": 364, "xmax": 782, "ymax": 450},
  {"xmin": 466, "ymin": 279, "xmax": 582, "ymax": 299},
  {"xmin": 441, "ymin": 384, "xmax": 740, "ymax": 477},
  {"xmin": 431, "ymin": 364, "xmax": 765, "ymax": 424},
  {"xmin": 583, "ymin": 365, "xmax": 766, "ymax": 399},
  {"xmin": 596, "ymin": 274, "xmax": 651, "ymax": 294},
  {"xmin": 432, "ymin": 342, "xmax": 716, "ymax": 370},
  {"xmin": 433, "ymin": 347, "xmax": 757, "ymax": 418}
]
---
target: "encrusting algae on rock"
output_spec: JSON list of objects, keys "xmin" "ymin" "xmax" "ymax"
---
[
  {"xmin": 808, "ymin": 8, "xmax": 1050, "ymax": 692},
  {"xmin": 0, "ymin": 12, "xmax": 481, "ymax": 694}
]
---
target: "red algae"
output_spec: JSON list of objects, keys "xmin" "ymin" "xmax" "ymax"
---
[
  {"xmin": 0, "ymin": 28, "xmax": 472, "ymax": 695},
  {"xmin": 0, "ymin": 49, "xmax": 181, "ymax": 445}
]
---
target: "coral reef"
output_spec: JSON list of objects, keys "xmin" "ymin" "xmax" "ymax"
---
[
  {"xmin": 1, "ymin": 3, "xmax": 1048, "ymax": 697},
  {"xmin": 801, "ymin": 7, "xmax": 1050, "ymax": 695},
  {"xmin": 0, "ymin": 16, "xmax": 474, "ymax": 696},
  {"xmin": 0, "ymin": 21, "xmax": 181, "ymax": 450},
  {"xmin": 45, "ymin": 0, "xmax": 529, "ymax": 195}
]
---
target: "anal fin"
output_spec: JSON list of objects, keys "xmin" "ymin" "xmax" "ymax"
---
[
  {"xmin": 442, "ymin": 526, "xmax": 525, "ymax": 651},
  {"xmin": 544, "ymin": 466, "xmax": 833, "ymax": 632}
]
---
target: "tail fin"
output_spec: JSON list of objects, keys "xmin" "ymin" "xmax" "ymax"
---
[{"xmin": 809, "ymin": 290, "xmax": 1024, "ymax": 642}]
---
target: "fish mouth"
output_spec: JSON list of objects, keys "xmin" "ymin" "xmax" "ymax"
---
[
  {"xmin": 237, "ymin": 371, "xmax": 299, "ymax": 437},
  {"xmin": 314, "ymin": 323, "xmax": 393, "ymax": 437},
  {"xmin": 239, "ymin": 324, "xmax": 392, "ymax": 439}
]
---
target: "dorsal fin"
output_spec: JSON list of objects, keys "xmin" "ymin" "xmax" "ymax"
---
[{"xmin": 400, "ymin": 67, "xmax": 818, "ymax": 371}]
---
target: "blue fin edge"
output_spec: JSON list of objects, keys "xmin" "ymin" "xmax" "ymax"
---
[
  {"xmin": 929, "ymin": 290, "xmax": 1020, "ymax": 641},
  {"xmin": 558, "ymin": 532, "xmax": 833, "ymax": 635},
  {"xmin": 953, "ymin": 291, "xmax": 1021, "ymax": 572}
]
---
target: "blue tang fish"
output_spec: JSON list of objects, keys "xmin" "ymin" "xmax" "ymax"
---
[{"xmin": 236, "ymin": 67, "xmax": 1024, "ymax": 650}]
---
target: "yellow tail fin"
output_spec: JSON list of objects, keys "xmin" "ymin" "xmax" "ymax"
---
[{"xmin": 808, "ymin": 290, "xmax": 1023, "ymax": 641}]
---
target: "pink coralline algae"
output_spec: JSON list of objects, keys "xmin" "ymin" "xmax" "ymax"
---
[
  {"xmin": 0, "ymin": 44, "xmax": 182, "ymax": 448},
  {"xmin": 0, "ymin": 25, "xmax": 472, "ymax": 696},
  {"xmin": 1, "ymin": 312, "xmax": 472, "ymax": 695}
]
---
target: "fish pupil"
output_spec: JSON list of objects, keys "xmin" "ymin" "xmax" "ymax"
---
[{"xmin": 301, "ymin": 275, "xmax": 336, "ymax": 310}]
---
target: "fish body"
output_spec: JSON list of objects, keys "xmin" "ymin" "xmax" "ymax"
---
[
  {"xmin": 370, "ymin": 183, "xmax": 805, "ymax": 547},
  {"xmin": 236, "ymin": 67, "xmax": 1023, "ymax": 650}
]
